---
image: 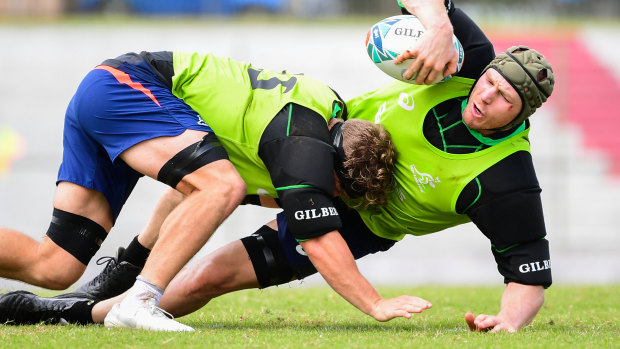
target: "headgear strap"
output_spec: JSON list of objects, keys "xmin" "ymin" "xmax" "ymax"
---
[{"xmin": 329, "ymin": 122, "xmax": 364, "ymax": 199}]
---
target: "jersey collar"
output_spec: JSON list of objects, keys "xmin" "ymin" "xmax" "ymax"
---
[{"xmin": 460, "ymin": 99, "xmax": 526, "ymax": 146}]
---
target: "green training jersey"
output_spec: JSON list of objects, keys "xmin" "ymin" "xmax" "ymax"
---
[
  {"xmin": 346, "ymin": 77, "xmax": 531, "ymax": 241},
  {"xmin": 170, "ymin": 52, "xmax": 341, "ymax": 197}
]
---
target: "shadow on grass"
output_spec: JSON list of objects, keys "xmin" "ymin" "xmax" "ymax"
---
[{"xmin": 190, "ymin": 318, "xmax": 468, "ymax": 333}]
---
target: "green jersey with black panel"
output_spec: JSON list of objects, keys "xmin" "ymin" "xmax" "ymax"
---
[
  {"xmin": 345, "ymin": 77, "xmax": 531, "ymax": 241},
  {"xmin": 170, "ymin": 51, "xmax": 341, "ymax": 197}
]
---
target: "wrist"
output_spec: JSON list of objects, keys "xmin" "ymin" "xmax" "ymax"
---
[
  {"xmin": 427, "ymin": 19, "xmax": 453, "ymax": 38},
  {"xmin": 364, "ymin": 295, "xmax": 385, "ymax": 318},
  {"xmin": 495, "ymin": 313, "xmax": 521, "ymax": 331}
]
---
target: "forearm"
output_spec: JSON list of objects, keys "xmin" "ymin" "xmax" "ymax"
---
[
  {"xmin": 498, "ymin": 282, "xmax": 545, "ymax": 330},
  {"xmin": 400, "ymin": 0, "xmax": 453, "ymax": 36},
  {"xmin": 395, "ymin": 0, "xmax": 457, "ymax": 83},
  {"xmin": 300, "ymin": 231, "xmax": 381, "ymax": 317}
]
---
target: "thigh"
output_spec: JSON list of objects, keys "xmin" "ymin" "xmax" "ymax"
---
[
  {"xmin": 11, "ymin": 182, "xmax": 115, "ymax": 285},
  {"xmin": 119, "ymin": 128, "xmax": 215, "ymax": 184},
  {"xmin": 71, "ymin": 67, "xmax": 236, "ymax": 192},
  {"xmin": 53, "ymin": 181, "xmax": 114, "ymax": 231},
  {"xmin": 57, "ymin": 121, "xmax": 142, "ymax": 220},
  {"xmin": 71, "ymin": 67, "xmax": 212, "ymax": 163},
  {"xmin": 60, "ymin": 67, "xmax": 213, "ymax": 219}
]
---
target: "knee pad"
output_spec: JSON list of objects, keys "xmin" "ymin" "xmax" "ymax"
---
[
  {"xmin": 157, "ymin": 133, "xmax": 229, "ymax": 188},
  {"xmin": 46, "ymin": 208, "xmax": 108, "ymax": 265},
  {"xmin": 241, "ymin": 225, "xmax": 294, "ymax": 288}
]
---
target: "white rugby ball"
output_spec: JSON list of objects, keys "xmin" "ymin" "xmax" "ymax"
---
[{"xmin": 365, "ymin": 15, "xmax": 464, "ymax": 84}]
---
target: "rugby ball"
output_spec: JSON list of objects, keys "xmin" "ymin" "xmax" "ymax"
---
[{"xmin": 365, "ymin": 15, "xmax": 464, "ymax": 84}]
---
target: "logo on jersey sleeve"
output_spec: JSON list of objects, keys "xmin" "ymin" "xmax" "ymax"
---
[
  {"xmin": 294, "ymin": 207, "xmax": 338, "ymax": 220},
  {"xmin": 518, "ymin": 259, "xmax": 551, "ymax": 273}
]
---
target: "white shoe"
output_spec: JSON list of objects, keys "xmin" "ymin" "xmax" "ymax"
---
[{"xmin": 104, "ymin": 298, "xmax": 194, "ymax": 332}]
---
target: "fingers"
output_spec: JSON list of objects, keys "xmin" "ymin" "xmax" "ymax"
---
[
  {"xmin": 407, "ymin": 296, "xmax": 433, "ymax": 312},
  {"xmin": 465, "ymin": 313, "xmax": 517, "ymax": 333},
  {"xmin": 444, "ymin": 60, "xmax": 458, "ymax": 78},
  {"xmin": 396, "ymin": 310, "xmax": 413, "ymax": 320},
  {"xmin": 394, "ymin": 50, "xmax": 415, "ymax": 64},
  {"xmin": 417, "ymin": 59, "xmax": 458, "ymax": 84},
  {"xmin": 394, "ymin": 28, "xmax": 459, "ymax": 84},
  {"xmin": 394, "ymin": 50, "xmax": 450, "ymax": 84},
  {"xmin": 465, "ymin": 312, "xmax": 477, "ymax": 331},
  {"xmin": 372, "ymin": 296, "xmax": 433, "ymax": 322},
  {"xmin": 474, "ymin": 314, "xmax": 495, "ymax": 332},
  {"xmin": 395, "ymin": 50, "xmax": 422, "ymax": 81},
  {"xmin": 489, "ymin": 323, "xmax": 517, "ymax": 333},
  {"xmin": 465, "ymin": 313, "xmax": 493, "ymax": 332},
  {"xmin": 421, "ymin": 65, "xmax": 439, "ymax": 85},
  {"xmin": 392, "ymin": 295, "xmax": 432, "ymax": 313}
]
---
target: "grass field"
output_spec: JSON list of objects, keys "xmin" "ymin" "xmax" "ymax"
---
[{"xmin": 0, "ymin": 285, "xmax": 617, "ymax": 348}]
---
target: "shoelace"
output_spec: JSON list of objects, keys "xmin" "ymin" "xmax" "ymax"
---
[
  {"xmin": 144, "ymin": 298, "xmax": 175, "ymax": 319},
  {"xmin": 151, "ymin": 305, "xmax": 175, "ymax": 320},
  {"xmin": 92, "ymin": 256, "xmax": 118, "ymax": 282}
]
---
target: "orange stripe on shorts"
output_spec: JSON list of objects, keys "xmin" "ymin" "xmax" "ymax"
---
[{"xmin": 95, "ymin": 65, "xmax": 162, "ymax": 107}]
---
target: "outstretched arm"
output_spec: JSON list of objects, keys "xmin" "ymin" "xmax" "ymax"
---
[
  {"xmin": 465, "ymin": 282, "xmax": 545, "ymax": 333},
  {"xmin": 300, "ymin": 231, "xmax": 432, "ymax": 321},
  {"xmin": 395, "ymin": 0, "xmax": 458, "ymax": 84}
]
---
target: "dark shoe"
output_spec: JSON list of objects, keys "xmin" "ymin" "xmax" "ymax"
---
[
  {"xmin": 75, "ymin": 247, "xmax": 142, "ymax": 301},
  {"xmin": 0, "ymin": 291, "xmax": 95, "ymax": 325}
]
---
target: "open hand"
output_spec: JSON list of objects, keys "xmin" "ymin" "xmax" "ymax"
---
[{"xmin": 370, "ymin": 295, "xmax": 432, "ymax": 322}]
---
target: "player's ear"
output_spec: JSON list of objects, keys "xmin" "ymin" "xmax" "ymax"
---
[{"xmin": 333, "ymin": 172, "xmax": 344, "ymax": 198}]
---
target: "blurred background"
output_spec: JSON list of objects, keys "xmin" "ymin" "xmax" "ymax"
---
[{"xmin": 1, "ymin": 0, "xmax": 619, "ymax": 293}]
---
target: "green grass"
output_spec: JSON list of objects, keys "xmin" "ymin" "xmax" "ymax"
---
[{"xmin": 1, "ymin": 285, "xmax": 618, "ymax": 348}]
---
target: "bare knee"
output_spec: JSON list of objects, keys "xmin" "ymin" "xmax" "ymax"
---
[
  {"xmin": 181, "ymin": 241, "xmax": 256, "ymax": 300},
  {"xmin": 218, "ymin": 171, "xmax": 246, "ymax": 206},
  {"xmin": 29, "ymin": 259, "xmax": 85, "ymax": 290},
  {"xmin": 162, "ymin": 187, "xmax": 186, "ymax": 205},
  {"xmin": 207, "ymin": 162, "xmax": 246, "ymax": 203},
  {"xmin": 182, "ymin": 260, "xmax": 236, "ymax": 300},
  {"xmin": 37, "ymin": 269, "xmax": 83, "ymax": 290},
  {"xmin": 14, "ymin": 236, "xmax": 87, "ymax": 289},
  {"xmin": 180, "ymin": 161, "xmax": 247, "ymax": 209}
]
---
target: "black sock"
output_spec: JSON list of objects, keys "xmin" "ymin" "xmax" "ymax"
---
[
  {"xmin": 61, "ymin": 299, "xmax": 97, "ymax": 325},
  {"xmin": 121, "ymin": 235, "xmax": 151, "ymax": 267}
]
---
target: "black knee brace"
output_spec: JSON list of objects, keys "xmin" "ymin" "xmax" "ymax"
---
[
  {"xmin": 46, "ymin": 208, "xmax": 108, "ymax": 265},
  {"xmin": 241, "ymin": 225, "xmax": 294, "ymax": 288},
  {"xmin": 157, "ymin": 133, "xmax": 229, "ymax": 188}
]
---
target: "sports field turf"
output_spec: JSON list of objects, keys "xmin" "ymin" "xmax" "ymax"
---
[{"xmin": 0, "ymin": 285, "xmax": 617, "ymax": 348}]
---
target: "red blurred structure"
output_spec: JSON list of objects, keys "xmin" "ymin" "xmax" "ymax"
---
[{"xmin": 492, "ymin": 32, "xmax": 620, "ymax": 175}]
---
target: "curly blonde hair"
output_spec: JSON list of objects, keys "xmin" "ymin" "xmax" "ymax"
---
[{"xmin": 341, "ymin": 119, "xmax": 397, "ymax": 209}]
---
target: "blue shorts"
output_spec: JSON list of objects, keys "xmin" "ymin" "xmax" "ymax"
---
[
  {"xmin": 275, "ymin": 200, "xmax": 397, "ymax": 279},
  {"xmin": 57, "ymin": 61, "xmax": 212, "ymax": 219}
]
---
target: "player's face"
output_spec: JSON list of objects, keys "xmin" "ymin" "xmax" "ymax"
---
[{"xmin": 462, "ymin": 68, "xmax": 523, "ymax": 136}]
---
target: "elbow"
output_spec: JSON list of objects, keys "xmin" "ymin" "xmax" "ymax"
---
[
  {"xmin": 298, "ymin": 237, "xmax": 323, "ymax": 258},
  {"xmin": 537, "ymin": 286, "xmax": 546, "ymax": 306},
  {"xmin": 298, "ymin": 232, "xmax": 337, "ymax": 261}
]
